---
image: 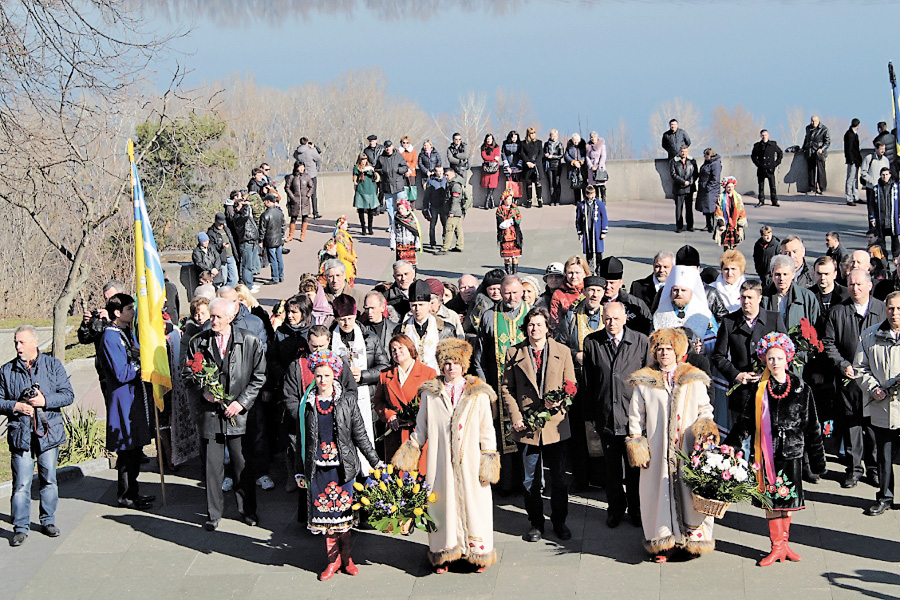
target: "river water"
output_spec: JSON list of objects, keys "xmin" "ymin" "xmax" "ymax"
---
[{"xmin": 141, "ymin": 0, "xmax": 895, "ymax": 153}]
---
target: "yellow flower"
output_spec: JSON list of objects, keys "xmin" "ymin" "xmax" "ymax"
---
[
  {"xmin": 387, "ymin": 464, "xmax": 394, "ymax": 475},
  {"xmin": 353, "ymin": 482, "xmax": 364, "ymax": 491},
  {"xmin": 413, "ymin": 507, "xmax": 423, "ymax": 517},
  {"xmin": 352, "ymin": 503, "xmax": 361, "ymax": 511},
  {"xmin": 390, "ymin": 504, "xmax": 397, "ymax": 513},
  {"xmin": 427, "ymin": 493, "xmax": 437, "ymax": 503},
  {"xmin": 410, "ymin": 471, "xmax": 418, "ymax": 479},
  {"xmin": 379, "ymin": 482, "xmax": 388, "ymax": 492},
  {"xmin": 413, "ymin": 484, "xmax": 420, "ymax": 494},
  {"xmin": 373, "ymin": 468, "xmax": 382, "ymax": 479},
  {"xmin": 360, "ymin": 497, "xmax": 370, "ymax": 506}
]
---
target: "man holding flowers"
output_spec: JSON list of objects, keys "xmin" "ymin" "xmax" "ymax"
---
[
  {"xmin": 501, "ymin": 306, "xmax": 577, "ymax": 542},
  {"xmin": 184, "ymin": 297, "xmax": 266, "ymax": 531}
]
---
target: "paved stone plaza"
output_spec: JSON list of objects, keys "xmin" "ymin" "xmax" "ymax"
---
[{"xmin": 2, "ymin": 191, "xmax": 899, "ymax": 599}]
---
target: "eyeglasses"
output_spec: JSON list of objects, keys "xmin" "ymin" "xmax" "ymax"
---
[{"xmin": 263, "ymin": 168, "xmax": 270, "ymax": 172}]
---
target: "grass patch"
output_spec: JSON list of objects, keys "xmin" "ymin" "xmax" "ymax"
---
[
  {"xmin": 0, "ymin": 443, "xmax": 9, "ymax": 482},
  {"xmin": 63, "ymin": 325, "xmax": 95, "ymax": 361},
  {"xmin": 0, "ymin": 315, "xmax": 82, "ymax": 330}
]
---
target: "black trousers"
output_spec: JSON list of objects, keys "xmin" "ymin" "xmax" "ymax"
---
[
  {"xmin": 116, "ymin": 448, "xmax": 142, "ymax": 504},
  {"xmin": 673, "ymin": 193, "xmax": 694, "ymax": 230},
  {"xmin": 547, "ymin": 168, "xmax": 562, "ymax": 205},
  {"xmin": 521, "ymin": 441, "xmax": 568, "ymax": 527},
  {"xmin": 873, "ymin": 425, "xmax": 899, "ymax": 501},
  {"xmin": 203, "ymin": 435, "xmax": 256, "ymax": 520},
  {"xmin": 757, "ymin": 168, "xmax": 778, "ymax": 201},
  {"xmin": 522, "ymin": 168, "xmax": 542, "ymax": 205},
  {"xmin": 879, "ymin": 228, "xmax": 900, "ymax": 259},
  {"xmin": 841, "ymin": 413, "xmax": 877, "ymax": 477},
  {"xmin": 600, "ymin": 433, "xmax": 641, "ymax": 518},
  {"xmin": 585, "ymin": 252, "xmax": 602, "ymax": 275},
  {"xmin": 429, "ymin": 208, "xmax": 448, "ymax": 246},
  {"xmin": 808, "ymin": 153, "xmax": 827, "ymax": 191},
  {"xmin": 246, "ymin": 404, "xmax": 272, "ymax": 479}
]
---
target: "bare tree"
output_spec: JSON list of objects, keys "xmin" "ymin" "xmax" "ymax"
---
[
  {"xmin": 605, "ymin": 117, "xmax": 636, "ymax": 160},
  {"xmin": 709, "ymin": 104, "xmax": 763, "ymax": 156},
  {"xmin": 434, "ymin": 91, "xmax": 489, "ymax": 149},
  {"xmin": 780, "ymin": 106, "xmax": 807, "ymax": 147},
  {"xmin": 649, "ymin": 98, "xmax": 704, "ymax": 156},
  {"xmin": 491, "ymin": 88, "xmax": 540, "ymax": 138}
]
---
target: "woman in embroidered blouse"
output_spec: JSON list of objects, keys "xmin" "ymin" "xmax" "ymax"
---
[
  {"xmin": 296, "ymin": 350, "xmax": 381, "ymax": 581},
  {"xmin": 724, "ymin": 333, "xmax": 825, "ymax": 567},
  {"xmin": 392, "ymin": 338, "xmax": 500, "ymax": 574},
  {"xmin": 496, "ymin": 187, "xmax": 523, "ymax": 274},
  {"xmin": 372, "ymin": 334, "xmax": 437, "ymax": 471},
  {"xmin": 714, "ymin": 177, "xmax": 748, "ymax": 251}
]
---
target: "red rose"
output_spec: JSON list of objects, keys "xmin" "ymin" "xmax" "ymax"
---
[
  {"xmin": 187, "ymin": 351, "xmax": 204, "ymax": 374},
  {"xmin": 563, "ymin": 380, "xmax": 577, "ymax": 396}
]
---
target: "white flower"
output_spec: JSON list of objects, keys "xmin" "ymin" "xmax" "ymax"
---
[
  {"xmin": 721, "ymin": 459, "xmax": 732, "ymax": 470},
  {"xmin": 701, "ymin": 465, "xmax": 713, "ymax": 474},
  {"xmin": 733, "ymin": 468, "xmax": 748, "ymax": 482}
]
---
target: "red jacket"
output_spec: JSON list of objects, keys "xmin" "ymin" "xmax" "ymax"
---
[{"xmin": 549, "ymin": 282, "xmax": 584, "ymax": 331}]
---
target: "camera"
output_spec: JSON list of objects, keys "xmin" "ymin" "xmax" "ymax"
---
[
  {"xmin": 21, "ymin": 384, "xmax": 40, "ymax": 401},
  {"xmin": 91, "ymin": 309, "xmax": 101, "ymax": 319}
]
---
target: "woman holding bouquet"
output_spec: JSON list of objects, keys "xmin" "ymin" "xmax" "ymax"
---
[
  {"xmin": 500, "ymin": 306, "xmax": 577, "ymax": 542},
  {"xmin": 626, "ymin": 327, "xmax": 719, "ymax": 562},
  {"xmin": 496, "ymin": 187, "xmax": 523, "ymax": 274},
  {"xmin": 392, "ymin": 338, "xmax": 500, "ymax": 573},
  {"xmin": 372, "ymin": 334, "xmax": 437, "ymax": 472},
  {"xmin": 295, "ymin": 350, "xmax": 381, "ymax": 581},
  {"xmin": 724, "ymin": 333, "xmax": 825, "ymax": 567}
]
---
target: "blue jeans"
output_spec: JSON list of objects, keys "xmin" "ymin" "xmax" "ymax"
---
[
  {"xmin": 240, "ymin": 242, "xmax": 258, "ymax": 285},
  {"xmin": 520, "ymin": 441, "xmax": 568, "ymax": 527},
  {"xmin": 11, "ymin": 443, "xmax": 59, "ymax": 534},
  {"xmin": 224, "ymin": 256, "xmax": 238, "ymax": 287},
  {"xmin": 266, "ymin": 246, "xmax": 284, "ymax": 282}
]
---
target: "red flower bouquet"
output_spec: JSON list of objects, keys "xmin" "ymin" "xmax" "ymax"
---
[
  {"xmin": 184, "ymin": 351, "xmax": 235, "ymax": 424},
  {"xmin": 788, "ymin": 317, "xmax": 824, "ymax": 371},
  {"xmin": 522, "ymin": 379, "xmax": 577, "ymax": 432}
]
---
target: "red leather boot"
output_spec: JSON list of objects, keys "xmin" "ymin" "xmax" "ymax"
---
[
  {"xmin": 319, "ymin": 535, "xmax": 341, "ymax": 581},
  {"xmin": 758, "ymin": 517, "xmax": 787, "ymax": 566},
  {"xmin": 340, "ymin": 532, "xmax": 359, "ymax": 575},
  {"xmin": 782, "ymin": 514, "xmax": 801, "ymax": 562}
]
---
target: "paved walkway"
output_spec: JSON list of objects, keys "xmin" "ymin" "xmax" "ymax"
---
[{"xmin": 3, "ymin": 190, "xmax": 898, "ymax": 599}]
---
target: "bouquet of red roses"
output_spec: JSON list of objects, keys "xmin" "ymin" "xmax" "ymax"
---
[
  {"xmin": 185, "ymin": 351, "xmax": 235, "ymax": 424},
  {"xmin": 522, "ymin": 379, "xmax": 577, "ymax": 432},
  {"xmin": 788, "ymin": 317, "xmax": 824, "ymax": 371}
]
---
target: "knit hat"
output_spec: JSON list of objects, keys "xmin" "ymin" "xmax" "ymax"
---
[
  {"xmin": 583, "ymin": 275, "xmax": 607, "ymax": 289},
  {"xmin": 599, "ymin": 256, "xmax": 623, "ymax": 280},
  {"xmin": 308, "ymin": 350, "xmax": 343, "ymax": 376},
  {"xmin": 676, "ymin": 245, "xmax": 701, "ymax": 267},
  {"xmin": 435, "ymin": 338, "xmax": 474, "ymax": 373},
  {"xmin": 426, "ymin": 278, "xmax": 445, "ymax": 298},
  {"xmin": 214, "ymin": 212, "xmax": 226, "ymax": 224},
  {"xmin": 197, "ymin": 232, "xmax": 209, "ymax": 243},
  {"xmin": 756, "ymin": 332, "xmax": 796, "ymax": 363},
  {"xmin": 543, "ymin": 262, "xmax": 564, "ymax": 280},
  {"xmin": 332, "ymin": 294, "xmax": 357, "ymax": 318},
  {"xmin": 409, "ymin": 279, "xmax": 433, "ymax": 303}
]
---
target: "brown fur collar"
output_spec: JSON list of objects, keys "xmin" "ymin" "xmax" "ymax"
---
[
  {"xmin": 419, "ymin": 375, "xmax": 497, "ymax": 403},
  {"xmin": 629, "ymin": 363, "xmax": 710, "ymax": 390}
]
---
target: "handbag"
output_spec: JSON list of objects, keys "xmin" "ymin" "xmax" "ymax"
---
[
  {"xmin": 507, "ymin": 180, "xmax": 523, "ymax": 198},
  {"xmin": 483, "ymin": 161, "xmax": 500, "ymax": 174},
  {"xmin": 593, "ymin": 168, "xmax": 609, "ymax": 183},
  {"xmin": 569, "ymin": 168, "xmax": 585, "ymax": 190}
]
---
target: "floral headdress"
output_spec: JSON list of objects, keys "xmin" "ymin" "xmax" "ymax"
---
[
  {"xmin": 397, "ymin": 197, "xmax": 411, "ymax": 211},
  {"xmin": 308, "ymin": 350, "xmax": 343, "ymax": 375},
  {"xmin": 755, "ymin": 332, "xmax": 795, "ymax": 363},
  {"xmin": 721, "ymin": 176, "xmax": 738, "ymax": 189},
  {"xmin": 501, "ymin": 187, "xmax": 514, "ymax": 201}
]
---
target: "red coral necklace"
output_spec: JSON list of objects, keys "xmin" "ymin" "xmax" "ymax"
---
[
  {"xmin": 767, "ymin": 376, "xmax": 791, "ymax": 399},
  {"xmin": 316, "ymin": 390, "xmax": 336, "ymax": 414}
]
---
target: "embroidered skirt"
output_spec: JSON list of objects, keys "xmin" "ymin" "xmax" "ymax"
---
[
  {"xmin": 752, "ymin": 457, "xmax": 804, "ymax": 511},
  {"xmin": 499, "ymin": 228, "xmax": 521, "ymax": 258},
  {"xmin": 396, "ymin": 243, "xmax": 417, "ymax": 264},
  {"xmin": 721, "ymin": 225, "xmax": 740, "ymax": 249}
]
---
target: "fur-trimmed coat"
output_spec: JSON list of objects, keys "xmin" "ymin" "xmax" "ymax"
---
[
  {"xmin": 392, "ymin": 375, "xmax": 499, "ymax": 568},
  {"xmin": 627, "ymin": 363, "xmax": 716, "ymax": 556}
]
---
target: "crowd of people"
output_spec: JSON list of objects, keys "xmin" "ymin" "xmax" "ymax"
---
[{"xmin": 2, "ymin": 119, "xmax": 899, "ymax": 583}]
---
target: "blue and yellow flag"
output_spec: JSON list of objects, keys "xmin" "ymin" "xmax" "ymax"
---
[{"xmin": 128, "ymin": 139, "xmax": 171, "ymax": 410}]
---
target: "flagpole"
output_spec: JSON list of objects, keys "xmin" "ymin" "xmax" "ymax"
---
[{"xmin": 153, "ymin": 401, "xmax": 168, "ymax": 507}]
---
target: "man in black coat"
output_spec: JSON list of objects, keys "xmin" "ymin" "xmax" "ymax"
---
[
  {"xmin": 382, "ymin": 260, "xmax": 416, "ymax": 321},
  {"xmin": 711, "ymin": 279, "xmax": 787, "ymax": 426},
  {"xmin": 583, "ymin": 302, "xmax": 649, "ymax": 528},
  {"xmin": 670, "ymin": 145, "xmax": 698, "ymax": 233},
  {"xmin": 661, "ymin": 119, "xmax": 691, "ymax": 159},
  {"xmin": 873, "ymin": 121, "xmax": 897, "ymax": 167},
  {"xmin": 598, "ymin": 256, "xmax": 653, "ymax": 335},
  {"xmin": 360, "ymin": 290, "xmax": 397, "ymax": 354},
  {"xmin": 823, "ymin": 269, "xmax": 885, "ymax": 488},
  {"xmin": 629, "ymin": 250, "xmax": 674, "ymax": 311},
  {"xmin": 192, "ymin": 232, "xmax": 223, "ymax": 286},
  {"xmin": 751, "ymin": 129, "xmax": 783, "ymax": 207},
  {"xmin": 844, "ymin": 118, "xmax": 862, "ymax": 206},
  {"xmin": 208, "ymin": 212, "xmax": 238, "ymax": 288},
  {"xmin": 185, "ymin": 297, "xmax": 266, "ymax": 531},
  {"xmin": 801, "ymin": 115, "xmax": 830, "ymax": 194}
]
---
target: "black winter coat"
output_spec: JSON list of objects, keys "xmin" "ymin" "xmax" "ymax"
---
[
  {"xmin": 207, "ymin": 223, "xmax": 236, "ymax": 263},
  {"xmin": 363, "ymin": 144, "xmax": 384, "ymax": 169},
  {"xmin": 751, "ymin": 140, "xmax": 783, "ymax": 172},
  {"xmin": 185, "ymin": 327, "xmax": 266, "ymax": 438},
  {"xmin": 232, "ymin": 204, "xmax": 259, "ymax": 244},
  {"xmin": 628, "ymin": 274, "xmax": 658, "ymax": 310},
  {"xmin": 447, "ymin": 142, "xmax": 470, "ymax": 176},
  {"xmin": 192, "ymin": 245, "xmax": 223, "ymax": 285},
  {"xmin": 695, "ymin": 155, "xmax": 722, "ymax": 214},
  {"xmin": 725, "ymin": 373, "xmax": 825, "ymax": 471},
  {"xmin": 519, "ymin": 139, "xmax": 543, "ymax": 174},
  {"xmin": 802, "ymin": 123, "xmax": 831, "ymax": 157},
  {"xmin": 583, "ymin": 327, "xmax": 650, "ymax": 436},
  {"xmin": 296, "ymin": 386, "xmax": 380, "ymax": 482},
  {"xmin": 844, "ymin": 128, "xmax": 862, "ymax": 166},
  {"xmin": 670, "ymin": 156, "xmax": 698, "ymax": 196},
  {"xmin": 376, "ymin": 151, "xmax": 409, "ymax": 194},
  {"xmin": 752, "ymin": 235, "xmax": 780, "ymax": 279},
  {"xmin": 329, "ymin": 325, "xmax": 390, "ymax": 389},
  {"xmin": 258, "ymin": 205, "xmax": 285, "ymax": 248},
  {"xmin": 661, "ymin": 129, "xmax": 691, "ymax": 159}
]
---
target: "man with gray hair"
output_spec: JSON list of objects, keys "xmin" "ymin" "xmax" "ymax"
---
[
  {"xmin": 802, "ymin": 114, "xmax": 830, "ymax": 194},
  {"xmin": 382, "ymin": 259, "xmax": 416, "ymax": 320},
  {"xmin": 360, "ymin": 290, "xmax": 397, "ymax": 353},
  {"xmin": 779, "ymin": 235, "xmax": 814, "ymax": 289},
  {"xmin": 824, "ymin": 269, "xmax": 886, "ymax": 489},
  {"xmin": 321, "ymin": 258, "xmax": 365, "ymax": 307},
  {"xmin": 630, "ymin": 250, "xmax": 674, "ymax": 308},
  {"xmin": 1, "ymin": 325, "xmax": 75, "ymax": 546}
]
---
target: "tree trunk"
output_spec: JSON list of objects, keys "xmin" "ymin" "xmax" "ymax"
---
[{"xmin": 51, "ymin": 244, "xmax": 91, "ymax": 362}]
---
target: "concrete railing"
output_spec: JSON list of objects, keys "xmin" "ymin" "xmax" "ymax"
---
[{"xmin": 311, "ymin": 150, "xmax": 854, "ymax": 211}]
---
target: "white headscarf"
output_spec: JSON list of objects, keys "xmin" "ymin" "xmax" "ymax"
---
[
  {"xmin": 653, "ymin": 265, "xmax": 713, "ymax": 336},
  {"xmin": 712, "ymin": 272, "xmax": 746, "ymax": 313}
]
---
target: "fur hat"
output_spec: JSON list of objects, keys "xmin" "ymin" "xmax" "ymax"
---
[
  {"xmin": 332, "ymin": 294, "xmax": 357, "ymax": 318},
  {"xmin": 648, "ymin": 327, "xmax": 688, "ymax": 366},
  {"xmin": 435, "ymin": 338, "xmax": 473, "ymax": 372}
]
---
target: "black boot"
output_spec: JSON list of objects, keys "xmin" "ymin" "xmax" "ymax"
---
[
  {"xmin": 536, "ymin": 185, "xmax": 543, "ymax": 207},
  {"xmin": 358, "ymin": 209, "xmax": 367, "ymax": 235},
  {"xmin": 367, "ymin": 210, "xmax": 375, "ymax": 235}
]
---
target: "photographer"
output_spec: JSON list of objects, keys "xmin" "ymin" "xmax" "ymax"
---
[
  {"xmin": 0, "ymin": 325, "xmax": 74, "ymax": 547},
  {"xmin": 77, "ymin": 280, "xmax": 124, "ymax": 397}
]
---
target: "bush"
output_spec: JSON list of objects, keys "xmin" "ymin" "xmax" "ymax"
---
[{"xmin": 58, "ymin": 408, "xmax": 107, "ymax": 467}]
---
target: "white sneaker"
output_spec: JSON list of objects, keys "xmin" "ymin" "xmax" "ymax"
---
[
  {"xmin": 222, "ymin": 477, "xmax": 233, "ymax": 492},
  {"xmin": 256, "ymin": 475, "xmax": 275, "ymax": 490},
  {"xmin": 250, "ymin": 284, "xmax": 261, "ymax": 294}
]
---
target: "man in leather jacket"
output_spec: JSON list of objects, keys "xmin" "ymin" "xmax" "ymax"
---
[
  {"xmin": 751, "ymin": 129, "xmax": 784, "ymax": 206},
  {"xmin": 257, "ymin": 194, "xmax": 286, "ymax": 284},
  {"xmin": 802, "ymin": 115, "xmax": 831, "ymax": 194}
]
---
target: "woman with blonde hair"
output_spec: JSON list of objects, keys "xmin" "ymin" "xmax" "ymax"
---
[
  {"xmin": 543, "ymin": 129, "xmax": 565, "ymax": 206},
  {"xmin": 712, "ymin": 249, "xmax": 747, "ymax": 312},
  {"xmin": 627, "ymin": 327, "xmax": 718, "ymax": 562},
  {"xmin": 520, "ymin": 127, "xmax": 544, "ymax": 208},
  {"xmin": 549, "ymin": 255, "xmax": 591, "ymax": 331}
]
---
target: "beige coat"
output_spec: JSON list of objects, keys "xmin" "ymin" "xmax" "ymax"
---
[
  {"xmin": 392, "ymin": 376, "xmax": 500, "ymax": 567},
  {"xmin": 854, "ymin": 322, "xmax": 900, "ymax": 430},
  {"xmin": 500, "ymin": 339, "xmax": 576, "ymax": 445},
  {"xmin": 628, "ymin": 363, "xmax": 716, "ymax": 556}
]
